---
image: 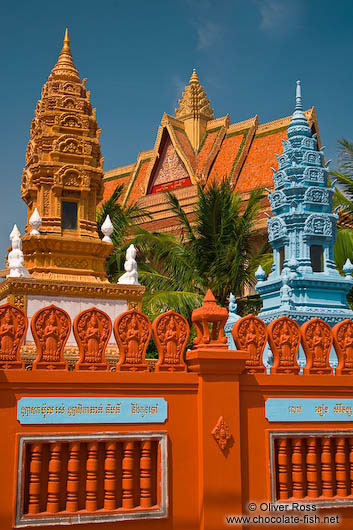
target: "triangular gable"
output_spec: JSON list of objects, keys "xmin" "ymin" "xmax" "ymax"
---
[{"xmin": 147, "ymin": 129, "xmax": 191, "ymax": 194}]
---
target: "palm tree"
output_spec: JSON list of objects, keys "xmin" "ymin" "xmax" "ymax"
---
[
  {"xmin": 129, "ymin": 178, "xmax": 269, "ymax": 319},
  {"xmin": 331, "ymin": 139, "xmax": 353, "ymax": 271},
  {"xmin": 96, "ymin": 184, "xmax": 150, "ymax": 281}
]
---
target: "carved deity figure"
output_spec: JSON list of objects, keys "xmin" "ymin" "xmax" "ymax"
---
[
  {"xmin": 43, "ymin": 311, "xmax": 59, "ymax": 358},
  {"xmin": 126, "ymin": 315, "xmax": 140, "ymax": 362},
  {"xmin": 85, "ymin": 313, "xmax": 100, "ymax": 361},
  {"xmin": 344, "ymin": 326, "xmax": 353, "ymax": 363},
  {"xmin": 312, "ymin": 323, "xmax": 324, "ymax": 365},
  {"xmin": 245, "ymin": 321, "xmax": 258, "ymax": 362},
  {"xmin": 279, "ymin": 322, "xmax": 291, "ymax": 363},
  {"xmin": 0, "ymin": 310, "xmax": 15, "ymax": 357},
  {"xmin": 165, "ymin": 318, "xmax": 178, "ymax": 362}
]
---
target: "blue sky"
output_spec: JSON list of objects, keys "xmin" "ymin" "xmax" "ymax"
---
[{"xmin": 0, "ymin": 0, "xmax": 352, "ymax": 261}]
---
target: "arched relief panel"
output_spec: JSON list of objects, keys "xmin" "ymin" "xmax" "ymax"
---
[
  {"xmin": 73, "ymin": 307, "xmax": 111, "ymax": 371},
  {"xmin": 0, "ymin": 303, "xmax": 27, "ymax": 369},
  {"xmin": 114, "ymin": 309, "xmax": 151, "ymax": 372},
  {"xmin": 31, "ymin": 304, "xmax": 71, "ymax": 370},
  {"xmin": 153, "ymin": 310, "xmax": 189, "ymax": 371}
]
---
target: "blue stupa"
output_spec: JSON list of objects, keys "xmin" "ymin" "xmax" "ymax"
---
[{"xmin": 256, "ymin": 81, "xmax": 353, "ymax": 326}]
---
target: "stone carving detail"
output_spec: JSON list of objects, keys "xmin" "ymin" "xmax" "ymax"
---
[
  {"xmin": 304, "ymin": 214, "xmax": 332, "ymax": 236},
  {"xmin": 212, "ymin": 416, "xmax": 232, "ymax": 451},
  {"xmin": 333, "ymin": 319, "xmax": 353, "ymax": 375},
  {"xmin": 304, "ymin": 187, "xmax": 329, "ymax": 204},
  {"xmin": 73, "ymin": 308, "xmax": 111, "ymax": 370},
  {"xmin": 114, "ymin": 309, "xmax": 151, "ymax": 371},
  {"xmin": 268, "ymin": 217, "xmax": 287, "ymax": 242},
  {"xmin": 268, "ymin": 190, "xmax": 287, "ymax": 209},
  {"xmin": 232, "ymin": 315, "xmax": 267, "ymax": 373},
  {"xmin": 31, "ymin": 305, "xmax": 71, "ymax": 370},
  {"xmin": 303, "ymin": 151, "xmax": 321, "ymax": 166},
  {"xmin": 0, "ymin": 304, "xmax": 27, "ymax": 369},
  {"xmin": 301, "ymin": 317, "xmax": 333, "ymax": 375},
  {"xmin": 192, "ymin": 290, "xmax": 228, "ymax": 348},
  {"xmin": 153, "ymin": 310, "xmax": 189, "ymax": 371},
  {"xmin": 303, "ymin": 167, "xmax": 326, "ymax": 184},
  {"xmin": 268, "ymin": 316, "xmax": 300, "ymax": 374}
]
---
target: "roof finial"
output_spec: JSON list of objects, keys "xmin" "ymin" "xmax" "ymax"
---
[
  {"xmin": 295, "ymin": 80, "xmax": 303, "ymax": 111},
  {"xmin": 63, "ymin": 27, "xmax": 70, "ymax": 49},
  {"xmin": 50, "ymin": 27, "xmax": 80, "ymax": 81},
  {"xmin": 190, "ymin": 68, "xmax": 199, "ymax": 84}
]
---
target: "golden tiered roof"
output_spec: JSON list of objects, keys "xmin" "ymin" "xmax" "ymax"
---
[{"xmin": 21, "ymin": 29, "xmax": 112, "ymax": 283}]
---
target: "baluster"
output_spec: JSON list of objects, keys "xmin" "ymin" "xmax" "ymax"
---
[
  {"xmin": 122, "ymin": 441, "xmax": 135, "ymax": 509},
  {"xmin": 66, "ymin": 442, "xmax": 80, "ymax": 512},
  {"xmin": 47, "ymin": 443, "xmax": 61, "ymax": 513},
  {"xmin": 349, "ymin": 438, "xmax": 353, "ymax": 495},
  {"xmin": 291, "ymin": 438, "xmax": 304, "ymax": 498},
  {"xmin": 140, "ymin": 440, "xmax": 152, "ymax": 508},
  {"xmin": 86, "ymin": 442, "xmax": 99, "ymax": 511},
  {"xmin": 277, "ymin": 438, "xmax": 290, "ymax": 499},
  {"xmin": 335, "ymin": 437, "xmax": 348, "ymax": 496},
  {"xmin": 28, "ymin": 443, "xmax": 43, "ymax": 514},
  {"xmin": 306, "ymin": 438, "xmax": 319, "ymax": 498},
  {"xmin": 104, "ymin": 441, "xmax": 116, "ymax": 510},
  {"xmin": 321, "ymin": 438, "xmax": 333, "ymax": 497}
]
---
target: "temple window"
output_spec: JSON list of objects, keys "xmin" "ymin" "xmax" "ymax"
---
[
  {"xmin": 279, "ymin": 247, "xmax": 285, "ymax": 272},
  {"xmin": 61, "ymin": 201, "xmax": 78, "ymax": 230},
  {"xmin": 310, "ymin": 245, "xmax": 324, "ymax": 272}
]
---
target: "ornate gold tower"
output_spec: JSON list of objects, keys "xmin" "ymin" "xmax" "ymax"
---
[
  {"xmin": 21, "ymin": 29, "xmax": 111, "ymax": 283},
  {"xmin": 175, "ymin": 69, "xmax": 214, "ymax": 150}
]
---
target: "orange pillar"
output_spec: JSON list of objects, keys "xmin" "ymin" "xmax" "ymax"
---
[{"xmin": 186, "ymin": 347, "xmax": 247, "ymax": 530}]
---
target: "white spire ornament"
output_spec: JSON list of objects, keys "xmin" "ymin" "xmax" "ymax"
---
[
  {"xmin": 101, "ymin": 215, "xmax": 114, "ymax": 243},
  {"xmin": 118, "ymin": 244, "xmax": 140, "ymax": 285},
  {"xmin": 29, "ymin": 208, "xmax": 42, "ymax": 235},
  {"xmin": 7, "ymin": 224, "xmax": 30, "ymax": 278}
]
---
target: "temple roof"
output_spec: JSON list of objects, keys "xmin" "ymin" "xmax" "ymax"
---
[{"xmin": 101, "ymin": 73, "xmax": 321, "ymax": 234}]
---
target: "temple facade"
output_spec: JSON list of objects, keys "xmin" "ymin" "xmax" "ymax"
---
[
  {"xmin": 256, "ymin": 81, "xmax": 353, "ymax": 326},
  {"xmin": 101, "ymin": 71, "xmax": 320, "ymax": 235}
]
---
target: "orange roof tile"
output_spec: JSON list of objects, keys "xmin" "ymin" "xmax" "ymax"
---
[
  {"xmin": 209, "ymin": 132, "xmax": 245, "ymax": 181},
  {"xmin": 98, "ymin": 173, "xmax": 132, "ymax": 208},
  {"xmin": 236, "ymin": 128, "xmax": 288, "ymax": 193},
  {"xmin": 174, "ymin": 129, "xmax": 197, "ymax": 172},
  {"xmin": 126, "ymin": 158, "xmax": 151, "ymax": 204},
  {"xmin": 197, "ymin": 130, "xmax": 219, "ymax": 171}
]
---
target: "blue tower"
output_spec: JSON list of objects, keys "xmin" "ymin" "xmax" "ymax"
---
[{"xmin": 256, "ymin": 81, "xmax": 353, "ymax": 326}]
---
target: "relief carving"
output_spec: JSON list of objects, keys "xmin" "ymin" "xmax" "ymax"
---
[
  {"xmin": 0, "ymin": 303, "xmax": 27, "ymax": 369},
  {"xmin": 233, "ymin": 314, "xmax": 267, "ymax": 373},
  {"xmin": 153, "ymin": 310, "xmax": 189, "ymax": 371},
  {"xmin": 212, "ymin": 416, "xmax": 232, "ymax": 451},
  {"xmin": 73, "ymin": 308, "xmax": 111, "ymax": 370},
  {"xmin": 301, "ymin": 317, "xmax": 333, "ymax": 375},
  {"xmin": 114, "ymin": 309, "xmax": 151, "ymax": 371},
  {"xmin": 333, "ymin": 319, "xmax": 353, "ymax": 375},
  {"xmin": 31, "ymin": 305, "xmax": 71, "ymax": 370},
  {"xmin": 268, "ymin": 316, "xmax": 300, "ymax": 374}
]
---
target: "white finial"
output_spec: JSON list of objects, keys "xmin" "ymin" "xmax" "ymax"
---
[
  {"xmin": 118, "ymin": 244, "xmax": 140, "ymax": 285},
  {"xmin": 101, "ymin": 214, "xmax": 114, "ymax": 243},
  {"xmin": 255, "ymin": 265, "xmax": 266, "ymax": 281},
  {"xmin": 7, "ymin": 225, "xmax": 30, "ymax": 278},
  {"xmin": 29, "ymin": 208, "xmax": 42, "ymax": 235},
  {"xmin": 295, "ymin": 80, "xmax": 303, "ymax": 110}
]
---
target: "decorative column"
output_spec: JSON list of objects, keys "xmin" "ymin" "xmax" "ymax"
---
[{"xmin": 186, "ymin": 289, "xmax": 247, "ymax": 530}]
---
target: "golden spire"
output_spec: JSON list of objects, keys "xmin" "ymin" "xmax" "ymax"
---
[
  {"xmin": 175, "ymin": 69, "xmax": 213, "ymax": 121},
  {"xmin": 50, "ymin": 28, "xmax": 80, "ymax": 81},
  {"xmin": 175, "ymin": 69, "xmax": 214, "ymax": 150},
  {"xmin": 189, "ymin": 68, "xmax": 199, "ymax": 84}
]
